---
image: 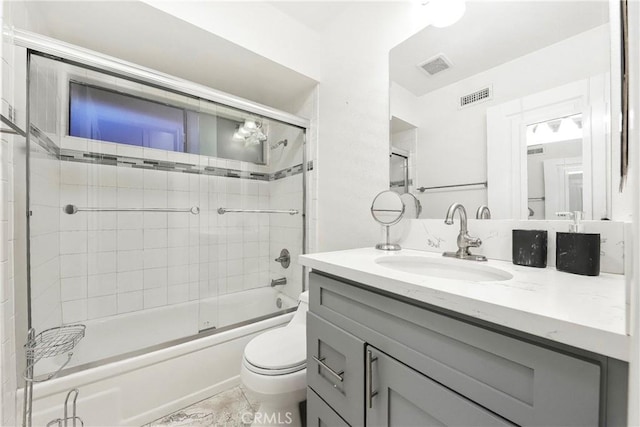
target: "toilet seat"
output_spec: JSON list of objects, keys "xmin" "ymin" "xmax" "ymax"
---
[{"xmin": 243, "ymin": 324, "xmax": 306, "ymax": 376}]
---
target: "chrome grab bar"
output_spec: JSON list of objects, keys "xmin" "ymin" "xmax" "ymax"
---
[
  {"xmin": 217, "ymin": 207, "xmax": 298, "ymax": 215},
  {"xmin": 63, "ymin": 205, "xmax": 200, "ymax": 215},
  {"xmin": 312, "ymin": 356, "xmax": 344, "ymax": 383}
]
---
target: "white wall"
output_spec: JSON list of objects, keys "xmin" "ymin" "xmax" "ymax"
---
[
  {"xmin": 396, "ymin": 25, "xmax": 612, "ymax": 218},
  {"xmin": 140, "ymin": 0, "xmax": 322, "ymax": 83}
]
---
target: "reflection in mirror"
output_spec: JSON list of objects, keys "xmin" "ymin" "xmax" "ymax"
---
[
  {"xmin": 389, "ymin": 0, "xmax": 627, "ymax": 220},
  {"xmin": 390, "ymin": 151, "xmax": 409, "ymax": 193},
  {"xmin": 400, "ymin": 192, "xmax": 422, "ymax": 219},
  {"xmin": 527, "ymin": 114, "xmax": 584, "ymax": 219}
]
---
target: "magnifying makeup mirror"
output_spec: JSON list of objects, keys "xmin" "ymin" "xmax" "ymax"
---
[{"xmin": 371, "ymin": 190, "xmax": 405, "ymax": 251}]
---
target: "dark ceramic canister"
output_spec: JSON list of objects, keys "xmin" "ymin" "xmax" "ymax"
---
[
  {"xmin": 556, "ymin": 232, "xmax": 600, "ymax": 276},
  {"xmin": 512, "ymin": 229, "xmax": 547, "ymax": 268}
]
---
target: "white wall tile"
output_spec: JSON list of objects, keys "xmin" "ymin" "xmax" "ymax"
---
[
  {"xmin": 116, "ymin": 212, "xmax": 143, "ymax": 229},
  {"xmin": 61, "ymin": 277, "xmax": 87, "ymax": 302},
  {"xmin": 116, "ymin": 166, "xmax": 143, "ymax": 189},
  {"xmin": 168, "ymin": 265, "xmax": 189, "ymax": 286},
  {"xmin": 168, "ymin": 284, "xmax": 189, "ymax": 304},
  {"xmin": 117, "ymin": 270, "xmax": 143, "ymax": 293},
  {"xmin": 60, "ymin": 253, "xmax": 88, "ymax": 278},
  {"xmin": 60, "ymin": 231, "xmax": 87, "ymax": 255},
  {"xmin": 60, "ymin": 162, "xmax": 88, "ymax": 185},
  {"xmin": 87, "ymin": 230, "xmax": 116, "ymax": 253},
  {"xmin": 87, "ymin": 295, "xmax": 117, "ymax": 319},
  {"xmin": 62, "ymin": 300, "xmax": 88, "ymax": 324},
  {"xmin": 144, "ymin": 248, "xmax": 168, "ymax": 269},
  {"xmin": 117, "ymin": 250, "xmax": 143, "ymax": 272},
  {"xmin": 117, "ymin": 229, "xmax": 143, "ymax": 251},
  {"xmin": 143, "ymin": 287, "xmax": 167, "ymax": 309},
  {"xmin": 168, "ymin": 229, "xmax": 189, "ymax": 247},
  {"xmin": 143, "ymin": 267, "xmax": 168, "ymax": 289},
  {"xmin": 87, "ymin": 273, "xmax": 117, "ymax": 297},
  {"xmin": 87, "ymin": 251, "xmax": 116, "ymax": 276},
  {"xmin": 144, "ymin": 229, "xmax": 168, "ymax": 249},
  {"xmin": 117, "ymin": 291, "xmax": 143, "ymax": 314}
]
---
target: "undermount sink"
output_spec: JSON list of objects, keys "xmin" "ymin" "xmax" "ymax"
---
[{"xmin": 375, "ymin": 255, "xmax": 513, "ymax": 282}]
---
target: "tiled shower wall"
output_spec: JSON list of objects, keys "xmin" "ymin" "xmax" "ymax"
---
[
  {"xmin": 27, "ymin": 56, "xmax": 307, "ymax": 328},
  {"xmin": 23, "ymin": 53, "xmax": 304, "ymax": 330},
  {"xmin": 33, "ymin": 142, "xmax": 304, "ymax": 327}
]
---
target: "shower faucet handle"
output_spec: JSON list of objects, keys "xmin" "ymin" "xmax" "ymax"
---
[{"xmin": 274, "ymin": 249, "xmax": 290, "ymax": 268}]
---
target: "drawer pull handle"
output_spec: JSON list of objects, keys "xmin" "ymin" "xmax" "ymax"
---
[
  {"xmin": 312, "ymin": 356, "xmax": 344, "ymax": 383},
  {"xmin": 367, "ymin": 349, "xmax": 378, "ymax": 409}
]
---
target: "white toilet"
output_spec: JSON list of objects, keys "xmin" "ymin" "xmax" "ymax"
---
[{"xmin": 241, "ymin": 291, "xmax": 309, "ymax": 426}]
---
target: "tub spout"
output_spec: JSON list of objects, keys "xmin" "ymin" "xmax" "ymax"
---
[{"xmin": 271, "ymin": 277, "xmax": 287, "ymax": 287}]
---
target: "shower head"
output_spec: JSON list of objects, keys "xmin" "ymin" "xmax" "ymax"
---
[{"xmin": 270, "ymin": 139, "xmax": 288, "ymax": 150}]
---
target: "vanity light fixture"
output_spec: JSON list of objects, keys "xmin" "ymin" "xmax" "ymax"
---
[
  {"xmin": 232, "ymin": 119, "xmax": 267, "ymax": 146},
  {"xmin": 526, "ymin": 114, "xmax": 583, "ymax": 146}
]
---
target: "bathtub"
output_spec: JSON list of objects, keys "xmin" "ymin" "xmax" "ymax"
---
[{"xmin": 23, "ymin": 287, "xmax": 298, "ymax": 426}]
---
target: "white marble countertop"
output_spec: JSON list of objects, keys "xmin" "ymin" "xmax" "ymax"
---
[{"xmin": 299, "ymin": 248, "xmax": 629, "ymax": 361}]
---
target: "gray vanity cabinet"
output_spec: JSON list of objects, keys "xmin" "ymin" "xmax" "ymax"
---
[
  {"xmin": 366, "ymin": 346, "xmax": 514, "ymax": 426},
  {"xmin": 306, "ymin": 271, "xmax": 624, "ymax": 427},
  {"xmin": 307, "ymin": 312, "xmax": 365, "ymax": 426}
]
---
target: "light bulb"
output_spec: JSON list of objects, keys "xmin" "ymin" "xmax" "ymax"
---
[
  {"xmin": 243, "ymin": 120, "xmax": 257, "ymax": 130},
  {"xmin": 425, "ymin": 0, "xmax": 466, "ymax": 28}
]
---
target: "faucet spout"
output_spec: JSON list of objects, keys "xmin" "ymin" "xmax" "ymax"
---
[
  {"xmin": 442, "ymin": 203, "xmax": 486, "ymax": 261},
  {"xmin": 444, "ymin": 202, "xmax": 467, "ymax": 232}
]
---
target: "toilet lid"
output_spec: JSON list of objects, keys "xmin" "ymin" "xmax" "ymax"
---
[{"xmin": 244, "ymin": 325, "xmax": 306, "ymax": 371}]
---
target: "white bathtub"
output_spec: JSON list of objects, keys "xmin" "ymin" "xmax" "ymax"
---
[{"xmin": 23, "ymin": 288, "xmax": 298, "ymax": 426}]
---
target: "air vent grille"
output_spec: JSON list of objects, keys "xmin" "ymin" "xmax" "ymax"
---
[
  {"xmin": 528, "ymin": 147, "xmax": 544, "ymax": 155},
  {"xmin": 460, "ymin": 87, "xmax": 491, "ymax": 108},
  {"xmin": 418, "ymin": 54, "xmax": 452, "ymax": 76}
]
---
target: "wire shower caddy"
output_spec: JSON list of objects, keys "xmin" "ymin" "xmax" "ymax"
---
[{"xmin": 22, "ymin": 324, "xmax": 86, "ymax": 427}]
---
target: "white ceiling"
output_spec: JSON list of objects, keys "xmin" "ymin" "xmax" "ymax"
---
[
  {"xmin": 390, "ymin": 1, "xmax": 610, "ymax": 97},
  {"xmin": 26, "ymin": 1, "xmax": 319, "ymax": 112},
  {"xmin": 268, "ymin": 1, "xmax": 349, "ymax": 33}
]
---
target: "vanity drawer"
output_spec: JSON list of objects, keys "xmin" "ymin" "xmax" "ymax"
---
[
  {"xmin": 307, "ymin": 312, "xmax": 364, "ymax": 427},
  {"xmin": 307, "ymin": 388, "xmax": 350, "ymax": 427},
  {"xmin": 310, "ymin": 272, "xmax": 602, "ymax": 426}
]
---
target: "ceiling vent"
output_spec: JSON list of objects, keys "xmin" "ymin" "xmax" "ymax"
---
[
  {"xmin": 528, "ymin": 147, "xmax": 544, "ymax": 155},
  {"xmin": 417, "ymin": 54, "xmax": 452, "ymax": 76},
  {"xmin": 459, "ymin": 86, "xmax": 492, "ymax": 108}
]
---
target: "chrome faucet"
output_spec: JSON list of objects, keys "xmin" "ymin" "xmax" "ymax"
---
[
  {"xmin": 476, "ymin": 205, "xmax": 491, "ymax": 219},
  {"xmin": 443, "ymin": 203, "xmax": 487, "ymax": 261}
]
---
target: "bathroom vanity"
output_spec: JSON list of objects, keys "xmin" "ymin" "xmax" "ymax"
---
[{"xmin": 300, "ymin": 248, "xmax": 629, "ymax": 426}]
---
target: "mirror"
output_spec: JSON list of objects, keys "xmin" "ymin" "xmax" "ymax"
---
[
  {"xmin": 389, "ymin": 0, "xmax": 625, "ymax": 220},
  {"xmin": 400, "ymin": 192, "xmax": 422, "ymax": 219},
  {"xmin": 371, "ymin": 190, "xmax": 405, "ymax": 250}
]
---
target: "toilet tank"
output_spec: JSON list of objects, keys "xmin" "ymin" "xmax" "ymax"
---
[{"xmin": 289, "ymin": 291, "xmax": 309, "ymax": 326}]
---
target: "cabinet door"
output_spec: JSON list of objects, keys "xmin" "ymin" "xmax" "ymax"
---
[
  {"xmin": 366, "ymin": 346, "xmax": 515, "ymax": 427},
  {"xmin": 307, "ymin": 312, "xmax": 365, "ymax": 426},
  {"xmin": 307, "ymin": 388, "xmax": 350, "ymax": 427}
]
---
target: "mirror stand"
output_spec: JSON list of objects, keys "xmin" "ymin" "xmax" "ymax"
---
[{"xmin": 376, "ymin": 226, "xmax": 401, "ymax": 251}]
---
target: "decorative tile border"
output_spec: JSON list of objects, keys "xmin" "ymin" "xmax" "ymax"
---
[{"xmin": 30, "ymin": 127, "xmax": 310, "ymax": 181}]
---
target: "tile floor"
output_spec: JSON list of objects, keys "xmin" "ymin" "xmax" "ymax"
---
[{"xmin": 146, "ymin": 386, "xmax": 259, "ymax": 427}]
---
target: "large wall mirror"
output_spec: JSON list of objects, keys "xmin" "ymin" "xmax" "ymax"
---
[{"xmin": 389, "ymin": 0, "xmax": 629, "ymax": 220}]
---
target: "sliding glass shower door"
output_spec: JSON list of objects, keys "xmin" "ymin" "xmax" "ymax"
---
[{"xmin": 26, "ymin": 52, "xmax": 306, "ymax": 377}]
